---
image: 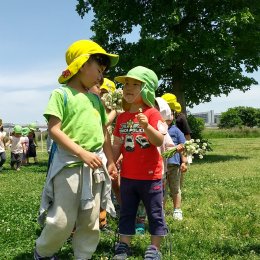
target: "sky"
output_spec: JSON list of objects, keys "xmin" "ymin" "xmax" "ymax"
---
[{"xmin": 0, "ymin": 0, "xmax": 259, "ymax": 125}]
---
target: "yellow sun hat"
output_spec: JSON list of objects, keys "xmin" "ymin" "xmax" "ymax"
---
[
  {"xmin": 58, "ymin": 40, "xmax": 119, "ymax": 84},
  {"xmin": 100, "ymin": 78, "xmax": 116, "ymax": 93},
  {"xmin": 161, "ymin": 93, "xmax": 177, "ymax": 110},
  {"xmin": 173, "ymin": 101, "xmax": 182, "ymax": 113}
]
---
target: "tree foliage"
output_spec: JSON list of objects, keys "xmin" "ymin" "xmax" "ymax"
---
[
  {"xmin": 187, "ymin": 114, "xmax": 205, "ymax": 139},
  {"xmin": 76, "ymin": 0, "xmax": 260, "ymax": 112},
  {"xmin": 218, "ymin": 106, "xmax": 260, "ymax": 128}
]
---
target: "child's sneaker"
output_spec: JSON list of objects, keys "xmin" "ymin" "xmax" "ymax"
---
[
  {"xmin": 173, "ymin": 208, "xmax": 183, "ymax": 221},
  {"xmin": 135, "ymin": 223, "xmax": 145, "ymax": 235},
  {"xmin": 34, "ymin": 249, "xmax": 58, "ymax": 260},
  {"xmin": 144, "ymin": 245, "xmax": 162, "ymax": 260},
  {"xmin": 113, "ymin": 242, "xmax": 131, "ymax": 259},
  {"xmin": 16, "ymin": 167, "xmax": 21, "ymax": 171}
]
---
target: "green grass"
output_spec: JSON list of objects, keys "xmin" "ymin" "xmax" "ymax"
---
[
  {"xmin": 203, "ymin": 127, "xmax": 260, "ymax": 138},
  {"xmin": 0, "ymin": 139, "xmax": 259, "ymax": 259}
]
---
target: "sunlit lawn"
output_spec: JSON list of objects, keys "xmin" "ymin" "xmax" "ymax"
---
[{"xmin": 0, "ymin": 138, "xmax": 259, "ymax": 259}]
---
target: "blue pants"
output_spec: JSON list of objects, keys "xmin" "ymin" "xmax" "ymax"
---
[{"xmin": 119, "ymin": 177, "xmax": 167, "ymax": 236}]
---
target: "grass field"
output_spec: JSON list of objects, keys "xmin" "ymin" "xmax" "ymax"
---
[{"xmin": 0, "ymin": 138, "xmax": 259, "ymax": 259}]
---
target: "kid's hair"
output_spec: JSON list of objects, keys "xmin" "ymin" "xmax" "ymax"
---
[{"xmin": 88, "ymin": 54, "xmax": 111, "ymax": 70}]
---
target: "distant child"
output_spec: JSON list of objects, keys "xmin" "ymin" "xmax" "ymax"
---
[
  {"xmin": 0, "ymin": 120, "xmax": 7, "ymax": 172},
  {"xmin": 9, "ymin": 125, "xmax": 26, "ymax": 171},
  {"xmin": 34, "ymin": 39, "xmax": 119, "ymax": 260},
  {"xmin": 26, "ymin": 123, "xmax": 38, "ymax": 164},
  {"xmin": 165, "ymin": 109, "xmax": 188, "ymax": 221},
  {"xmin": 21, "ymin": 127, "xmax": 30, "ymax": 165},
  {"xmin": 112, "ymin": 66, "xmax": 167, "ymax": 260}
]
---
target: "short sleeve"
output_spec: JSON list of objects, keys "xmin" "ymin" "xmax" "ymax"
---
[{"xmin": 43, "ymin": 89, "xmax": 65, "ymax": 122}]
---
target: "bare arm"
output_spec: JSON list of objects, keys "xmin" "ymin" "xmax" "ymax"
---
[
  {"xmin": 102, "ymin": 125, "xmax": 117, "ymax": 179},
  {"xmin": 112, "ymin": 136, "xmax": 123, "ymax": 163},
  {"xmin": 185, "ymin": 134, "xmax": 191, "ymax": 140},
  {"xmin": 48, "ymin": 115, "xmax": 102, "ymax": 169},
  {"xmin": 180, "ymin": 154, "xmax": 188, "ymax": 173},
  {"xmin": 106, "ymin": 110, "xmax": 117, "ymax": 126}
]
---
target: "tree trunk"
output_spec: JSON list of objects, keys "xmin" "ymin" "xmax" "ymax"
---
[{"xmin": 171, "ymin": 80, "xmax": 187, "ymax": 116}]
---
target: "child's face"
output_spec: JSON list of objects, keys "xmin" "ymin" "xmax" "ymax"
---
[
  {"xmin": 123, "ymin": 78, "xmax": 143, "ymax": 104},
  {"xmin": 79, "ymin": 61, "xmax": 106, "ymax": 90}
]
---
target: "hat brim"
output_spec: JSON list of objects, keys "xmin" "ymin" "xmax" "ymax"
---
[
  {"xmin": 114, "ymin": 75, "xmax": 146, "ymax": 85},
  {"xmin": 59, "ymin": 52, "xmax": 119, "ymax": 84}
]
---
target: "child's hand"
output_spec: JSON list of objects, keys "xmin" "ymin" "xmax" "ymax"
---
[
  {"xmin": 107, "ymin": 162, "xmax": 118, "ymax": 180},
  {"xmin": 180, "ymin": 162, "xmax": 188, "ymax": 173},
  {"xmin": 136, "ymin": 112, "xmax": 149, "ymax": 129},
  {"xmin": 82, "ymin": 151, "xmax": 102, "ymax": 169},
  {"xmin": 176, "ymin": 144, "xmax": 185, "ymax": 153}
]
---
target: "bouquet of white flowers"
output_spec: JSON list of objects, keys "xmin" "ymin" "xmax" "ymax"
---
[
  {"xmin": 101, "ymin": 88, "xmax": 123, "ymax": 113},
  {"xmin": 162, "ymin": 139, "xmax": 208, "ymax": 159}
]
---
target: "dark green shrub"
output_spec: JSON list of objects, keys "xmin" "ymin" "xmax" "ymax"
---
[
  {"xmin": 219, "ymin": 106, "xmax": 259, "ymax": 128},
  {"xmin": 218, "ymin": 108, "xmax": 243, "ymax": 128},
  {"xmin": 187, "ymin": 114, "xmax": 205, "ymax": 140}
]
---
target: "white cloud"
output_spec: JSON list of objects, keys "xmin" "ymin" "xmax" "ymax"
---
[{"xmin": 0, "ymin": 66, "xmax": 61, "ymax": 124}]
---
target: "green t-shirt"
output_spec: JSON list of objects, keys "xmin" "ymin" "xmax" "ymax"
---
[{"xmin": 44, "ymin": 85, "xmax": 108, "ymax": 151}]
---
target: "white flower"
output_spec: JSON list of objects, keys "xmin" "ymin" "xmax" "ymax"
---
[{"xmin": 162, "ymin": 138, "xmax": 209, "ymax": 159}]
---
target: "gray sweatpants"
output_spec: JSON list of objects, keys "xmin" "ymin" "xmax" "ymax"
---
[{"xmin": 36, "ymin": 167, "xmax": 102, "ymax": 259}]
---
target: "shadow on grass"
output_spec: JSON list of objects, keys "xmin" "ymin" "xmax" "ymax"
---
[
  {"xmin": 193, "ymin": 154, "xmax": 249, "ymax": 164},
  {"xmin": 13, "ymin": 253, "xmax": 33, "ymax": 260},
  {"xmin": 23, "ymin": 161, "xmax": 48, "ymax": 174}
]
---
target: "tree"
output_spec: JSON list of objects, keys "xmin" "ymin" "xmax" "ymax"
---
[
  {"xmin": 76, "ymin": 0, "xmax": 260, "ymax": 113},
  {"xmin": 218, "ymin": 106, "xmax": 259, "ymax": 128}
]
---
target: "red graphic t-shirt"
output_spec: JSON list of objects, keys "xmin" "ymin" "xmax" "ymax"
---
[{"xmin": 113, "ymin": 107, "xmax": 163, "ymax": 180}]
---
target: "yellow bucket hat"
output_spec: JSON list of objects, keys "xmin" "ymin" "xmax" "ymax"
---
[
  {"xmin": 161, "ymin": 93, "xmax": 177, "ymax": 110},
  {"xmin": 100, "ymin": 78, "xmax": 116, "ymax": 93},
  {"xmin": 173, "ymin": 101, "xmax": 182, "ymax": 113},
  {"xmin": 58, "ymin": 40, "xmax": 119, "ymax": 84}
]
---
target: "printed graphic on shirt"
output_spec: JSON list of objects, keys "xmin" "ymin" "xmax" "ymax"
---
[{"xmin": 119, "ymin": 119, "xmax": 150, "ymax": 152}]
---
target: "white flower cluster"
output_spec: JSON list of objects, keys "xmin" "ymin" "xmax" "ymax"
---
[
  {"xmin": 183, "ymin": 139, "xmax": 208, "ymax": 159},
  {"xmin": 162, "ymin": 139, "xmax": 208, "ymax": 159},
  {"xmin": 101, "ymin": 88, "xmax": 123, "ymax": 113}
]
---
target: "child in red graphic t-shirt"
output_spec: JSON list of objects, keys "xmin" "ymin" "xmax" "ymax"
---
[{"xmin": 112, "ymin": 66, "xmax": 167, "ymax": 260}]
